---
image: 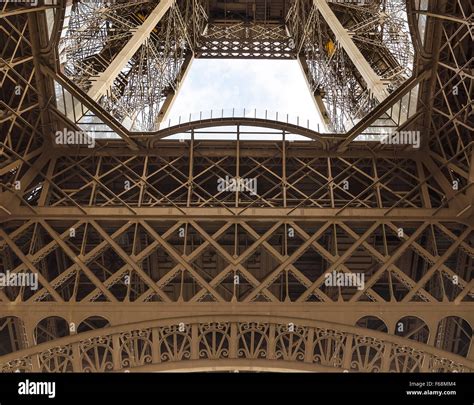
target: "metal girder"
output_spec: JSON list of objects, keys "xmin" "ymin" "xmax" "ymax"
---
[
  {"xmin": 2, "ymin": 141, "xmax": 461, "ymax": 218},
  {"xmin": 2, "ymin": 302, "xmax": 473, "ymax": 328},
  {"xmin": 0, "ymin": 218, "xmax": 472, "ymax": 304},
  {"xmin": 155, "ymin": 52, "xmax": 194, "ymax": 125},
  {"xmin": 285, "ymin": 0, "xmax": 415, "ymax": 133},
  {"xmin": 298, "ymin": 55, "xmax": 331, "ymax": 131},
  {"xmin": 336, "ymin": 70, "xmax": 431, "ymax": 151},
  {"xmin": 60, "ymin": 0, "xmax": 202, "ymax": 132},
  {"xmin": 43, "ymin": 65, "xmax": 140, "ymax": 150},
  {"xmin": 0, "ymin": 207, "xmax": 468, "ymax": 222},
  {"xmin": 86, "ymin": 0, "xmax": 174, "ymax": 102},
  {"xmin": 424, "ymin": 0, "xmax": 472, "ymax": 212},
  {"xmin": 195, "ymin": 22, "xmax": 295, "ymax": 59},
  {"xmin": 312, "ymin": 0, "xmax": 389, "ymax": 102}
]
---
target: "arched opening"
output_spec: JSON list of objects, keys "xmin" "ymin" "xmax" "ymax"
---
[
  {"xmin": 355, "ymin": 316, "xmax": 388, "ymax": 333},
  {"xmin": 34, "ymin": 316, "xmax": 70, "ymax": 344},
  {"xmin": 395, "ymin": 316, "xmax": 429, "ymax": 343},
  {"xmin": 0, "ymin": 316, "xmax": 27, "ymax": 355},
  {"xmin": 78, "ymin": 316, "xmax": 111, "ymax": 333},
  {"xmin": 435, "ymin": 316, "xmax": 472, "ymax": 358}
]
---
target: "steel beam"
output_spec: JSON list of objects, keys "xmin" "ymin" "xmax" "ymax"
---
[
  {"xmin": 297, "ymin": 55, "xmax": 331, "ymax": 132},
  {"xmin": 0, "ymin": 207, "xmax": 466, "ymax": 221},
  {"xmin": 1, "ymin": 303, "xmax": 473, "ymax": 328},
  {"xmin": 86, "ymin": 0, "xmax": 174, "ymax": 102},
  {"xmin": 313, "ymin": 0, "xmax": 389, "ymax": 102},
  {"xmin": 156, "ymin": 52, "xmax": 194, "ymax": 126}
]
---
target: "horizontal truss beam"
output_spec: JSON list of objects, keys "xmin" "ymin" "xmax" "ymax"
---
[{"xmin": 0, "ymin": 207, "xmax": 468, "ymax": 221}]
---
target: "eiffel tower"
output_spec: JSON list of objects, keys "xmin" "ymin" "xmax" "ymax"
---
[{"xmin": 0, "ymin": 0, "xmax": 472, "ymax": 373}]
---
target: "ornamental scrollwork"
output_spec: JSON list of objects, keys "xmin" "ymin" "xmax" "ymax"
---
[
  {"xmin": 39, "ymin": 345, "xmax": 74, "ymax": 372},
  {"xmin": 80, "ymin": 336, "xmax": 114, "ymax": 372},
  {"xmin": 120, "ymin": 329, "xmax": 153, "ymax": 369},
  {"xmin": 237, "ymin": 322, "xmax": 269, "ymax": 359},
  {"xmin": 198, "ymin": 323, "xmax": 230, "ymax": 360},
  {"xmin": 313, "ymin": 328, "xmax": 346, "ymax": 368},
  {"xmin": 274, "ymin": 324, "xmax": 307, "ymax": 362},
  {"xmin": 350, "ymin": 336, "xmax": 384, "ymax": 372},
  {"xmin": 157, "ymin": 325, "xmax": 192, "ymax": 363}
]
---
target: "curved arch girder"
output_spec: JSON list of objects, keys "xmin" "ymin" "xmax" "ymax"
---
[
  {"xmin": 1, "ymin": 316, "xmax": 472, "ymax": 373},
  {"xmin": 134, "ymin": 117, "xmax": 335, "ymax": 146}
]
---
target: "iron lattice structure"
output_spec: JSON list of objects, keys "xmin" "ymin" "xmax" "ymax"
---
[
  {"xmin": 59, "ymin": 0, "xmax": 414, "ymax": 132},
  {"xmin": 288, "ymin": 0, "xmax": 415, "ymax": 131},
  {"xmin": 0, "ymin": 0, "xmax": 472, "ymax": 373}
]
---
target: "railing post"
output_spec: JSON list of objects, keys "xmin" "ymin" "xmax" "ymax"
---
[
  {"xmin": 420, "ymin": 353, "xmax": 432, "ymax": 372},
  {"xmin": 71, "ymin": 342, "xmax": 82, "ymax": 372},
  {"xmin": 304, "ymin": 327, "xmax": 315, "ymax": 363},
  {"xmin": 191, "ymin": 323, "xmax": 199, "ymax": 360},
  {"xmin": 229, "ymin": 322, "xmax": 238, "ymax": 359},
  {"xmin": 381, "ymin": 342, "xmax": 392, "ymax": 371},
  {"xmin": 31, "ymin": 353, "xmax": 41, "ymax": 372},
  {"xmin": 112, "ymin": 334, "xmax": 121, "ymax": 371},
  {"xmin": 151, "ymin": 328, "xmax": 160, "ymax": 365},
  {"xmin": 268, "ymin": 324, "xmax": 276, "ymax": 360},
  {"xmin": 342, "ymin": 334, "xmax": 354, "ymax": 371}
]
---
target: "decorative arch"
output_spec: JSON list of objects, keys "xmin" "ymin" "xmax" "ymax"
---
[
  {"xmin": 145, "ymin": 118, "xmax": 329, "ymax": 145},
  {"xmin": 1, "ymin": 315, "xmax": 472, "ymax": 373}
]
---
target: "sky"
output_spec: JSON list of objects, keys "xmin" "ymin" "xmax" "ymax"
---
[{"xmin": 166, "ymin": 59, "xmax": 322, "ymax": 137}]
